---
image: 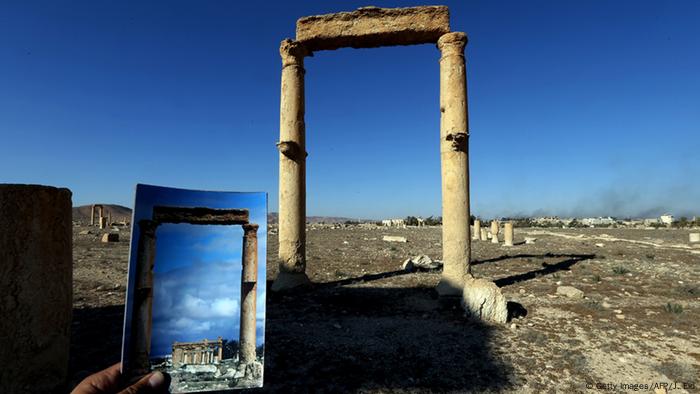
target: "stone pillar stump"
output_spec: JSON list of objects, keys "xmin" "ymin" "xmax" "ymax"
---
[{"xmin": 0, "ymin": 184, "xmax": 72, "ymax": 394}]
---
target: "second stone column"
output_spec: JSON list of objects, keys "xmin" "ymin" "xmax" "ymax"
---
[
  {"xmin": 275, "ymin": 39, "xmax": 311, "ymax": 291},
  {"xmin": 437, "ymin": 32, "xmax": 471, "ymax": 296}
]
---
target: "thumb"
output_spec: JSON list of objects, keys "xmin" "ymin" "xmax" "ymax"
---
[{"xmin": 118, "ymin": 371, "xmax": 169, "ymax": 394}]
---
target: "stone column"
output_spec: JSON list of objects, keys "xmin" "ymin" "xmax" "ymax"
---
[
  {"xmin": 0, "ymin": 185, "xmax": 72, "ymax": 394},
  {"xmin": 128, "ymin": 219, "xmax": 158, "ymax": 376},
  {"xmin": 437, "ymin": 32, "xmax": 470, "ymax": 296},
  {"xmin": 480, "ymin": 228, "xmax": 488, "ymax": 241},
  {"xmin": 473, "ymin": 219, "xmax": 481, "ymax": 240},
  {"xmin": 218, "ymin": 340, "xmax": 223, "ymax": 361},
  {"xmin": 240, "ymin": 224, "xmax": 259, "ymax": 364},
  {"xmin": 491, "ymin": 220, "xmax": 500, "ymax": 244},
  {"xmin": 504, "ymin": 222, "xmax": 514, "ymax": 246},
  {"xmin": 91, "ymin": 204, "xmax": 96, "ymax": 226},
  {"xmin": 274, "ymin": 39, "xmax": 311, "ymax": 291}
]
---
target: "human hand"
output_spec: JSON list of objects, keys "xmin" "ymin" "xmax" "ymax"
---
[{"xmin": 71, "ymin": 363, "xmax": 170, "ymax": 394}]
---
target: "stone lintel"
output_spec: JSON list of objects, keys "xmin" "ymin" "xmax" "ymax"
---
[
  {"xmin": 152, "ymin": 206, "xmax": 249, "ymax": 225},
  {"xmin": 173, "ymin": 338, "xmax": 222, "ymax": 347},
  {"xmin": 296, "ymin": 6, "xmax": 450, "ymax": 51}
]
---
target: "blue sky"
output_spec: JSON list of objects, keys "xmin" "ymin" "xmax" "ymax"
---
[
  {"xmin": 121, "ymin": 184, "xmax": 266, "ymax": 358},
  {"xmin": 1, "ymin": 1, "xmax": 698, "ymax": 219}
]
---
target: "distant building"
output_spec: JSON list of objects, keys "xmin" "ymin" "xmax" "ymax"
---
[
  {"xmin": 643, "ymin": 218, "xmax": 660, "ymax": 226},
  {"xmin": 660, "ymin": 214, "xmax": 674, "ymax": 225},
  {"xmin": 580, "ymin": 217, "xmax": 615, "ymax": 226}
]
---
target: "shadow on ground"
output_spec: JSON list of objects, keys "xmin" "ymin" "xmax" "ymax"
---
[
  {"xmin": 69, "ymin": 286, "xmax": 518, "ymax": 393},
  {"xmin": 69, "ymin": 305, "xmax": 124, "ymax": 389},
  {"xmin": 486, "ymin": 253, "xmax": 596, "ymax": 288},
  {"xmin": 258, "ymin": 284, "xmax": 517, "ymax": 393},
  {"xmin": 73, "ymin": 254, "xmax": 594, "ymax": 391}
]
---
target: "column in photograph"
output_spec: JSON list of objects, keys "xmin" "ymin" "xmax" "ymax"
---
[{"xmin": 239, "ymin": 224, "xmax": 259, "ymax": 364}]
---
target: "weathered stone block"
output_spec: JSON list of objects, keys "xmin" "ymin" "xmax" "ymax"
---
[
  {"xmin": 101, "ymin": 233, "xmax": 119, "ymax": 242},
  {"xmin": 296, "ymin": 6, "xmax": 451, "ymax": 51},
  {"xmin": 383, "ymin": 235, "xmax": 407, "ymax": 243},
  {"xmin": 556, "ymin": 285, "xmax": 584, "ymax": 299},
  {"xmin": 402, "ymin": 255, "xmax": 442, "ymax": 271},
  {"xmin": 462, "ymin": 278, "xmax": 508, "ymax": 324},
  {"xmin": 0, "ymin": 184, "xmax": 72, "ymax": 394}
]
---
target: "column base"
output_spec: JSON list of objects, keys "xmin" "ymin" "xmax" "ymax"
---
[
  {"xmin": 271, "ymin": 271, "xmax": 311, "ymax": 292},
  {"xmin": 436, "ymin": 276, "xmax": 464, "ymax": 297}
]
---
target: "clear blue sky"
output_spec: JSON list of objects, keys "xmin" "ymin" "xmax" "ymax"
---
[
  {"xmin": 122, "ymin": 185, "xmax": 266, "ymax": 358},
  {"xmin": 1, "ymin": 1, "xmax": 698, "ymax": 219}
]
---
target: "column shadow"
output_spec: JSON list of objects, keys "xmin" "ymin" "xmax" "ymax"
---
[
  {"xmin": 68, "ymin": 305, "xmax": 125, "ymax": 388},
  {"xmin": 490, "ymin": 254, "xmax": 596, "ymax": 288},
  {"xmin": 260, "ymin": 284, "xmax": 516, "ymax": 392}
]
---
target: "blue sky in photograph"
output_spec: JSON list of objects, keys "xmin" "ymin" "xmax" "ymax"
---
[
  {"xmin": 121, "ymin": 184, "xmax": 266, "ymax": 358},
  {"xmin": 1, "ymin": 1, "xmax": 698, "ymax": 219}
]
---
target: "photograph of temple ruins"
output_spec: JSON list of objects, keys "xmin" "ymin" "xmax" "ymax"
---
[{"xmin": 121, "ymin": 184, "xmax": 266, "ymax": 392}]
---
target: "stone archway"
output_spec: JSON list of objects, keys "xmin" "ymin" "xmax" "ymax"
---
[
  {"xmin": 125, "ymin": 206, "xmax": 259, "ymax": 376},
  {"xmin": 273, "ymin": 6, "xmax": 471, "ymax": 297}
]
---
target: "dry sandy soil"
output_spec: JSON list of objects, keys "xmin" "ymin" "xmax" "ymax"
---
[{"xmin": 69, "ymin": 224, "xmax": 699, "ymax": 393}]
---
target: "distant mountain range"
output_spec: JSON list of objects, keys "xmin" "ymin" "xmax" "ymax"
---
[{"xmin": 72, "ymin": 204, "xmax": 132, "ymax": 222}]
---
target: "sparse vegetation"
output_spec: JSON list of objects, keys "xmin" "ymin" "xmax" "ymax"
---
[
  {"xmin": 424, "ymin": 216, "xmax": 442, "ymax": 226},
  {"xmin": 612, "ymin": 266, "xmax": 630, "ymax": 275},
  {"xmin": 404, "ymin": 216, "xmax": 419, "ymax": 226},
  {"xmin": 664, "ymin": 302, "xmax": 683, "ymax": 314},
  {"xmin": 568, "ymin": 219, "xmax": 588, "ymax": 228},
  {"xmin": 656, "ymin": 361, "xmax": 697, "ymax": 383},
  {"xmin": 678, "ymin": 285, "xmax": 698, "ymax": 296},
  {"xmin": 519, "ymin": 329, "xmax": 548, "ymax": 346},
  {"xmin": 671, "ymin": 217, "xmax": 689, "ymax": 228},
  {"xmin": 584, "ymin": 300, "xmax": 603, "ymax": 310},
  {"xmin": 591, "ymin": 274, "xmax": 601, "ymax": 283}
]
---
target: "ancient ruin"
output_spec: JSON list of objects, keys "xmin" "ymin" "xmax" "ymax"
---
[
  {"xmin": 0, "ymin": 185, "xmax": 73, "ymax": 394},
  {"xmin": 171, "ymin": 338, "xmax": 224, "ymax": 368},
  {"xmin": 473, "ymin": 219, "xmax": 481, "ymax": 240},
  {"xmin": 491, "ymin": 220, "xmax": 500, "ymax": 244},
  {"xmin": 480, "ymin": 227, "xmax": 488, "ymax": 241},
  {"xmin": 274, "ymin": 6, "xmax": 471, "ymax": 296},
  {"xmin": 504, "ymin": 222, "xmax": 514, "ymax": 246},
  {"xmin": 90, "ymin": 204, "xmax": 104, "ymax": 226},
  {"xmin": 125, "ymin": 206, "xmax": 259, "ymax": 377},
  {"xmin": 382, "ymin": 219, "xmax": 407, "ymax": 228}
]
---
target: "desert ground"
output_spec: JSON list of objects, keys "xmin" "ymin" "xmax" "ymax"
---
[{"xmin": 69, "ymin": 222, "xmax": 699, "ymax": 393}]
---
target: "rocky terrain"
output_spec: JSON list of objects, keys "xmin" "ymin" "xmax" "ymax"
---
[
  {"xmin": 69, "ymin": 222, "xmax": 700, "ymax": 393},
  {"xmin": 151, "ymin": 358, "xmax": 263, "ymax": 392}
]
